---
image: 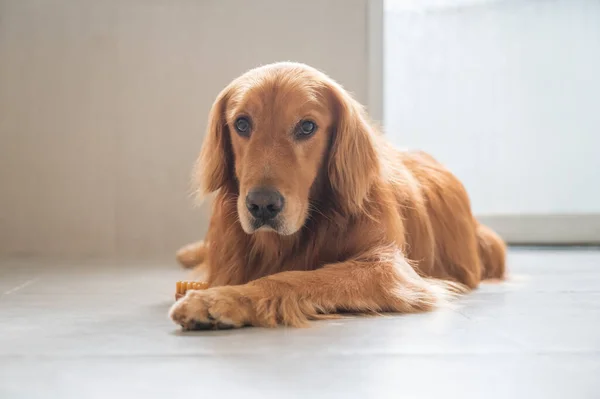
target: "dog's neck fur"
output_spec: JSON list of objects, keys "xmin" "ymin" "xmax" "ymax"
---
[{"xmin": 214, "ymin": 180, "xmax": 347, "ymax": 283}]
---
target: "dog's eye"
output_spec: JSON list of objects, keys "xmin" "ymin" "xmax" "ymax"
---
[
  {"xmin": 234, "ymin": 117, "xmax": 251, "ymax": 136},
  {"xmin": 295, "ymin": 120, "xmax": 317, "ymax": 139}
]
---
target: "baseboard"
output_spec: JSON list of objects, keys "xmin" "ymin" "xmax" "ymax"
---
[{"xmin": 477, "ymin": 214, "xmax": 600, "ymax": 245}]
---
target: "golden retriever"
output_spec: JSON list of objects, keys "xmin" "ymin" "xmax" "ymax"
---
[{"xmin": 169, "ymin": 62, "xmax": 506, "ymax": 330}]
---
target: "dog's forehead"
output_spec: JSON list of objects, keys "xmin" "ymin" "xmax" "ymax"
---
[{"xmin": 227, "ymin": 74, "xmax": 329, "ymax": 119}]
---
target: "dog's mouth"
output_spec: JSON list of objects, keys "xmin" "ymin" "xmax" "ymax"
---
[
  {"xmin": 248, "ymin": 216, "xmax": 301, "ymax": 236},
  {"xmin": 251, "ymin": 218, "xmax": 280, "ymax": 233}
]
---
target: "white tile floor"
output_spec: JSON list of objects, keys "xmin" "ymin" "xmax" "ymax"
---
[{"xmin": 1, "ymin": 248, "xmax": 599, "ymax": 398}]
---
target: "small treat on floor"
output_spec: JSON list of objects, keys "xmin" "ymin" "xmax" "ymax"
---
[{"xmin": 175, "ymin": 281, "xmax": 209, "ymax": 300}]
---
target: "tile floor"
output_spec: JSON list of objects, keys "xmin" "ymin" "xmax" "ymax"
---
[{"xmin": 1, "ymin": 248, "xmax": 599, "ymax": 398}]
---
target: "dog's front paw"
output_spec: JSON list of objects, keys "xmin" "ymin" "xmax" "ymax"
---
[{"xmin": 169, "ymin": 287, "xmax": 253, "ymax": 330}]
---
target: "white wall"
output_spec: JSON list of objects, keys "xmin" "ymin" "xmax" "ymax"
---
[
  {"xmin": 385, "ymin": 0, "xmax": 600, "ymax": 216},
  {"xmin": 0, "ymin": 0, "xmax": 376, "ymax": 257}
]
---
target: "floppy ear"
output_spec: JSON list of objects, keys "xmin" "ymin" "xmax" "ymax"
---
[
  {"xmin": 326, "ymin": 80, "xmax": 381, "ymax": 215},
  {"xmin": 194, "ymin": 86, "xmax": 233, "ymax": 197}
]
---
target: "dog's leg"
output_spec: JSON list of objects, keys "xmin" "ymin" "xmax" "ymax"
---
[
  {"xmin": 169, "ymin": 247, "xmax": 466, "ymax": 329},
  {"xmin": 175, "ymin": 240, "xmax": 208, "ymax": 269}
]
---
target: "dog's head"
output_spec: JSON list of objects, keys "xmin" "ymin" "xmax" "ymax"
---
[{"xmin": 196, "ymin": 62, "xmax": 380, "ymax": 235}]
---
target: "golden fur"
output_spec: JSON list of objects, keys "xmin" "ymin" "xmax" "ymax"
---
[{"xmin": 170, "ymin": 62, "xmax": 506, "ymax": 329}]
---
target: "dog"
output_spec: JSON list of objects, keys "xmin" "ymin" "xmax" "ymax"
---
[{"xmin": 169, "ymin": 62, "xmax": 506, "ymax": 330}]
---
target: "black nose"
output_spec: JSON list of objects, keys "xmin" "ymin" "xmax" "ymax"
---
[{"xmin": 245, "ymin": 187, "xmax": 284, "ymax": 221}]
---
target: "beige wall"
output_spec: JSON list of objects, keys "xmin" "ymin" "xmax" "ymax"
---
[{"xmin": 0, "ymin": 0, "xmax": 377, "ymax": 257}]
